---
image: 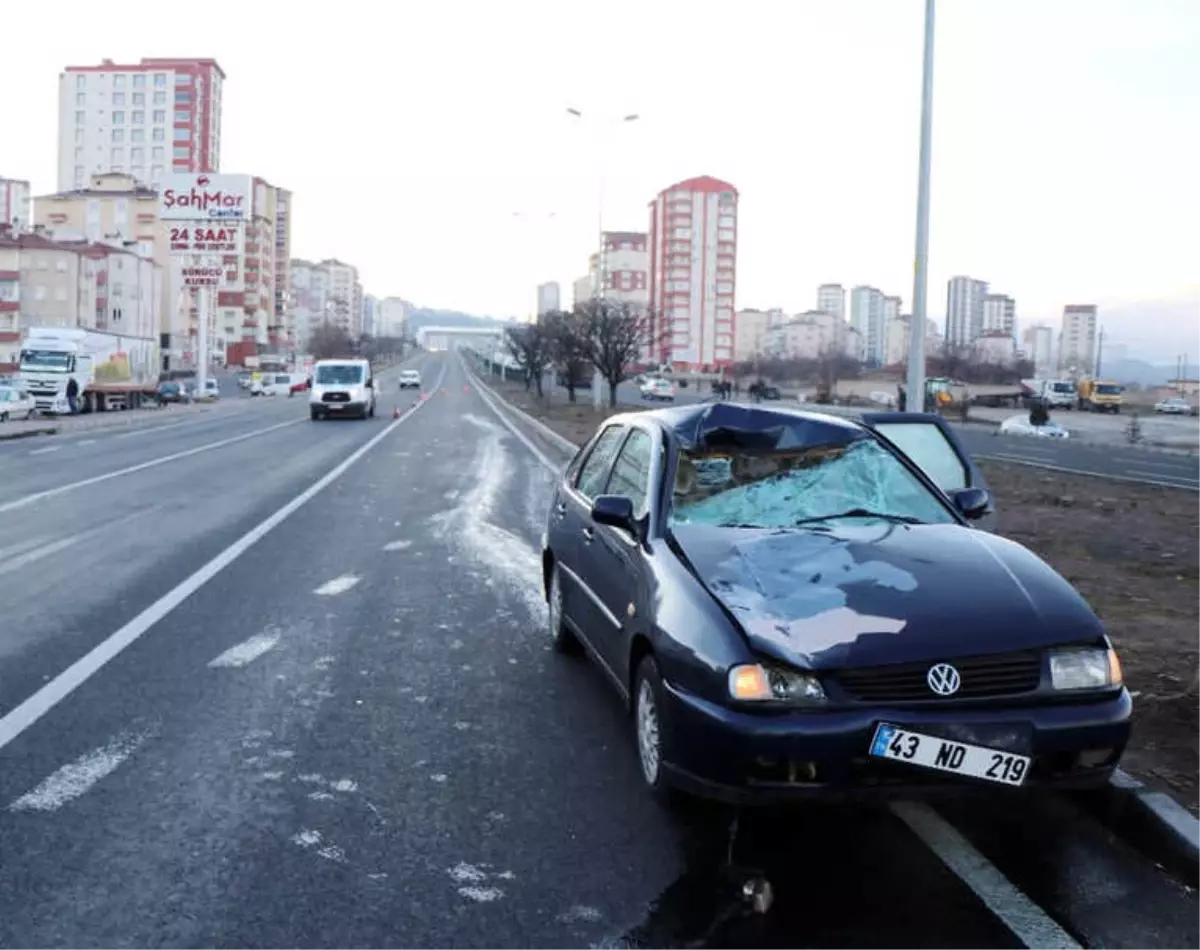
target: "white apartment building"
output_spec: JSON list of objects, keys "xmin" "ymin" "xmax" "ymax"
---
[
  {"xmin": 536, "ymin": 281, "xmax": 561, "ymax": 315},
  {"xmin": 648, "ymin": 176, "xmax": 738, "ymax": 368},
  {"xmin": 817, "ymin": 284, "xmax": 845, "ymax": 323},
  {"xmin": 945, "ymin": 276, "xmax": 989, "ymax": 347},
  {"xmin": 572, "ymin": 274, "xmax": 593, "ymax": 308},
  {"xmin": 1, "ymin": 178, "xmax": 31, "ymax": 232},
  {"xmin": 290, "ymin": 258, "xmax": 363, "ymax": 343},
  {"xmin": 597, "ymin": 231, "xmax": 649, "ymax": 308},
  {"xmin": 58, "ymin": 58, "xmax": 224, "ymax": 193},
  {"xmin": 377, "ymin": 297, "xmax": 409, "ymax": 338},
  {"xmin": 1023, "ymin": 324, "xmax": 1054, "ymax": 376},
  {"xmin": 1059, "ymin": 304, "xmax": 1098, "ymax": 376},
  {"xmin": 362, "ymin": 294, "xmax": 378, "ymax": 336},
  {"xmin": 983, "ymin": 293, "xmax": 1016, "ymax": 338},
  {"xmin": 734, "ymin": 308, "xmax": 772, "ymax": 362},
  {"xmin": 850, "ymin": 286, "xmax": 887, "ymax": 365},
  {"xmin": 976, "ymin": 331, "xmax": 1017, "ymax": 365},
  {"xmin": 0, "ymin": 228, "xmax": 161, "ymax": 369},
  {"xmin": 763, "ymin": 311, "xmax": 848, "ymax": 362}
]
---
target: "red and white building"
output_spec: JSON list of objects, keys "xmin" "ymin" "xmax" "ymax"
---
[
  {"xmin": 57, "ymin": 57, "xmax": 224, "ymax": 192},
  {"xmin": 648, "ymin": 176, "xmax": 738, "ymax": 369},
  {"xmin": 1, "ymin": 178, "xmax": 31, "ymax": 232},
  {"xmin": 594, "ymin": 231, "xmax": 649, "ymax": 306}
]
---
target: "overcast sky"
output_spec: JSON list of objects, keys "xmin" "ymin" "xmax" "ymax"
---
[{"xmin": 4, "ymin": 0, "xmax": 1198, "ymax": 360}]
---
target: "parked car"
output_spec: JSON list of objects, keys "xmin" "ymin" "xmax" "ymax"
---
[
  {"xmin": 0, "ymin": 387, "xmax": 37, "ymax": 421},
  {"xmin": 541, "ymin": 402, "xmax": 1130, "ymax": 804},
  {"xmin": 640, "ymin": 378, "xmax": 678, "ymax": 402},
  {"xmin": 1153, "ymin": 397, "xmax": 1193, "ymax": 415},
  {"xmin": 999, "ymin": 414, "xmax": 1070, "ymax": 438}
]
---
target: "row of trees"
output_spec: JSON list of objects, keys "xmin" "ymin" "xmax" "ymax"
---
[
  {"xmin": 503, "ymin": 300, "xmax": 665, "ymax": 407},
  {"xmin": 308, "ymin": 322, "xmax": 410, "ymax": 362}
]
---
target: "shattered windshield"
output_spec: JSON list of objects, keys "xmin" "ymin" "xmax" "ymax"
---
[
  {"xmin": 315, "ymin": 365, "xmax": 364, "ymax": 386},
  {"xmin": 669, "ymin": 438, "xmax": 956, "ymax": 529}
]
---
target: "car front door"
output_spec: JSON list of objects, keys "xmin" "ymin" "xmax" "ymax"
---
[
  {"xmin": 585, "ymin": 426, "xmax": 655, "ymax": 675},
  {"xmin": 556, "ymin": 424, "xmax": 626, "ymax": 649}
]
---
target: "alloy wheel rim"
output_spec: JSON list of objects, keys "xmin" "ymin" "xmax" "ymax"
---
[{"xmin": 637, "ymin": 680, "xmax": 660, "ymax": 784}]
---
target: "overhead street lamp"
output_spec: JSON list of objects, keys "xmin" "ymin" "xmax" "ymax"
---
[{"xmin": 905, "ymin": 0, "xmax": 936, "ymax": 412}]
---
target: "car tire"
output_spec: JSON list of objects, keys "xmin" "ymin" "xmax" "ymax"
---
[
  {"xmin": 547, "ymin": 564, "xmax": 582, "ymax": 655},
  {"xmin": 633, "ymin": 654, "xmax": 679, "ymax": 806},
  {"xmin": 0, "ymin": 411, "xmax": 7, "ymax": 422},
  {"xmin": 310, "ymin": 408, "xmax": 321, "ymax": 421}
]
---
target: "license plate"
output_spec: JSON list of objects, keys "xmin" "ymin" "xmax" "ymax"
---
[{"xmin": 869, "ymin": 723, "xmax": 1031, "ymax": 786}]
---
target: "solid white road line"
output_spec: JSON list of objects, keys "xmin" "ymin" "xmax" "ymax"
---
[
  {"xmin": 0, "ymin": 362, "xmax": 446, "ymax": 755},
  {"xmin": 976, "ymin": 453, "xmax": 1199, "ymax": 491},
  {"xmin": 27, "ymin": 445, "xmax": 62, "ymax": 456},
  {"xmin": 314, "ymin": 575, "xmax": 361, "ymax": 596},
  {"xmin": 207, "ymin": 630, "xmax": 282, "ymax": 669},
  {"xmin": 0, "ymin": 534, "xmax": 83, "ymax": 577},
  {"xmin": 0, "ymin": 417, "xmax": 306, "ymax": 514},
  {"xmin": 9, "ymin": 730, "xmax": 149, "ymax": 813},
  {"xmin": 472, "ymin": 372, "xmax": 1084, "ymax": 950},
  {"xmin": 891, "ymin": 802, "xmax": 1081, "ymax": 949}
]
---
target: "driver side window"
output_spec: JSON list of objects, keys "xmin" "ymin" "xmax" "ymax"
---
[{"xmin": 604, "ymin": 428, "xmax": 653, "ymax": 517}]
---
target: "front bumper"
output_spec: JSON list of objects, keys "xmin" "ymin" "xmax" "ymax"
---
[
  {"xmin": 312, "ymin": 400, "xmax": 368, "ymax": 414},
  {"xmin": 660, "ymin": 680, "xmax": 1132, "ymax": 805}
]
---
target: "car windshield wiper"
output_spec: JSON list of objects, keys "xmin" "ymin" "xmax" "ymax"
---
[{"xmin": 793, "ymin": 509, "xmax": 925, "ymax": 526}]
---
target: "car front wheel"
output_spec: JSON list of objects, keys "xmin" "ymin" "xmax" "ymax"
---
[
  {"xmin": 547, "ymin": 563, "xmax": 581, "ymax": 655},
  {"xmin": 634, "ymin": 655, "xmax": 677, "ymax": 804}
]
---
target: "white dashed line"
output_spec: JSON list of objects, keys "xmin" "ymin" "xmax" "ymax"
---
[
  {"xmin": 0, "ymin": 363, "xmax": 446, "ymax": 756},
  {"xmin": 207, "ymin": 630, "xmax": 282, "ymax": 668},
  {"xmin": 314, "ymin": 574, "xmax": 361, "ymax": 596},
  {"xmin": 10, "ymin": 730, "xmax": 148, "ymax": 813},
  {"xmin": 383, "ymin": 539, "xmax": 412, "ymax": 551},
  {"xmin": 0, "ymin": 417, "xmax": 307, "ymax": 514},
  {"xmin": 27, "ymin": 445, "xmax": 62, "ymax": 456}
]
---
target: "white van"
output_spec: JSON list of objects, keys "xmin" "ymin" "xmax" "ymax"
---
[{"xmin": 309, "ymin": 358, "xmax": 376, "ymax": 420}]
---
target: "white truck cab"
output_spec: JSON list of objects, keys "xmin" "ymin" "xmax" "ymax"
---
[{"xmin": 309, "ymin": 359, "xmax": 376, "ymax": 420}]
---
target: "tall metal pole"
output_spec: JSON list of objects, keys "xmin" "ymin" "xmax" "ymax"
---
[
  {"xmin": 905, "ymin": 0, "xmax": 936, "ymax": 413},
  {"xmin": 196, "ymin": 257, "xmax": 209, "ymax": 396}
]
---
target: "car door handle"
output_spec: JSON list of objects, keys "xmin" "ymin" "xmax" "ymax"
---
[
  {"xmin": 555, "ymin": 501, "xmax": 567, "ymax": 516},
  {"xmin": 581, "ymin": 526, "xmax": 594, "ymax": 542}
]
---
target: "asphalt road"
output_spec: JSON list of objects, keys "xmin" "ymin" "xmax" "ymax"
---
[
  {"xmin": 0, "ymin": 351, "xmax": 1195, "ymax": 948},
  {"xmin": 608, "ymin": 381, "xmax": 1200, "ymax": 489}
]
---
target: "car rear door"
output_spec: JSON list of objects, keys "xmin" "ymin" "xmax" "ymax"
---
[{"xmin": 859, "ymin": 412, "xmax": 998, "ymax": 528}]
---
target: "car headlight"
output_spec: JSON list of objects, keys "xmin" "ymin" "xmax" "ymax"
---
[
  {"xmin": 1049, "ymin": 647, "xmax": 1122, "ymax": 690},
  {"xmin": 729, "ymin": 662, "xmax": 826, "ymax": 705}
]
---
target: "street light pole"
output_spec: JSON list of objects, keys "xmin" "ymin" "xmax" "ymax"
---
[
  {"xmin": 566, "ymin": 107, "xmax": 639, "ymax": 409},
  {"xmin": 905, "ymin": 0, "xmax": 936, "ymax": 413}
]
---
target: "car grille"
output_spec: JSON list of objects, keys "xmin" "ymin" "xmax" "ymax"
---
[
  {"xmin": 834, "ymin": 650, "xmax": 1042, "ymax": 702},
  {"xmin": 322, "ymin": 392, "xmax": 350, "ymax": 403}
]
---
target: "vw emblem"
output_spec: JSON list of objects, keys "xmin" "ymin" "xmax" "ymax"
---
[{"xmin": 927, "ymin": 663, "xmax": 961, "ymax": 696}]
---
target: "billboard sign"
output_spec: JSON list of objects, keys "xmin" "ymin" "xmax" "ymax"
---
[
  {"xmin": 181, "ymin": 265, "xmax": 224, "ymax": 288},
  {"xmin": 168, "ymin": 222, "xmax": 242, "ymax": 256},
  {"xmin": 158, "ymin": 173, "xmax": 251, "ymax": 222}
]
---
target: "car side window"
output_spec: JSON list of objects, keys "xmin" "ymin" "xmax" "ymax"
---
[
  {"xmin": 871, "ymin": 422, "xmax": 968, "ymax": 492},
  {"xmin": 575, "ymin": 426, "xmax": 626, "ymax": 499},
  {"xmin": 604, "ymin": 429, "xmax": 653, "ymax": 517}
]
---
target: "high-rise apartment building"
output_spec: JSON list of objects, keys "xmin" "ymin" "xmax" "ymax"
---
[
  {"xmin": 290, "ymin": 258, "xmax": 363, "ymax": 343},
  {"xmin": 817, "ymin": 284, "xmax": 845, "ymax": 323},
  {"xmin": 945, "ymin": 276, "xmax": 989, "ymax": 347},
  {"xmin": 648, "ymin": 176, "xmax": 738, "ymax": 368},
  {"xmin": 0, "ymin": 178, "xmax": 31, "ymax": 232},
  {"xmin": 58, "ymin": 57, "xmax": 224, "ymax": 192},
  {"xmin": 1023, "ymin": 324, "xmax": 1054, "ymax": 376},
  {"xmin": 536, "ymin": 281, "xmax": 561, "ymax": 315},
  {"xmin": 983, "ymin": 293, "xmax": 1016, "ymax": 339},
  {"xmin": 1059, "ymin": 304, "xmax": 1098, "ymax": 376},
  {"xmin": 377, "ymin": 297, "xmax": 409, "ymax": 338},
  {"xmin": 850, "ymin": 285, "xmax": 887, "ymax": 365},
  {"xmin": 596, "ymin": 231, "xmax": 649, "ymax": 308}
]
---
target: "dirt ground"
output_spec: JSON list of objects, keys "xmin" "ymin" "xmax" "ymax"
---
[{"xmin": 491, "ymin": 381, "xmax": 1199, "ymax": 811}]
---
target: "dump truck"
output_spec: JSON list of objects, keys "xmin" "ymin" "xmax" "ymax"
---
[{"xmin": 1077, "ymin": 377, "xmax": 1124, "ymax": 413}]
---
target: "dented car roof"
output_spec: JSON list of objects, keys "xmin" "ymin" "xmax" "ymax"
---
[{"xmin": 641, "ymin": 401, "xmax": 867, "ymax": 452}]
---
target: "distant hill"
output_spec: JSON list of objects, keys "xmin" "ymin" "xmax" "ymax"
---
[
  {"xmin": 405, "ymin": 307, "xmax": 504, "ymax": 332},
  {"xmin": 1103, "ymin": 358, "xmax": 1197, "ymax": 388}
]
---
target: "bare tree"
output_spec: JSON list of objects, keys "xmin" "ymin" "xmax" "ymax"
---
[
  {"xmin": 543, "ymin": 309, "xmax": 591, "ymax": 403},
  {"xmin": 309, "ymin": 322, "xmax": 354, "ymax": 360},
  {"xmin": 579, "ymin": 299, "xmax": 667, "ymax": 408},
  {"xmin": 503, "ymin": 322, "xmax": 552, "ymax": 397}
]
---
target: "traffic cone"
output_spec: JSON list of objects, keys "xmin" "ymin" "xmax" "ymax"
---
[{"xmin": 392, "ymin": 405, "xmax": 400, "ymax": 419}]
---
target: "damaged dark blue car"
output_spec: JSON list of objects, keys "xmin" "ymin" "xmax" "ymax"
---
[{"xmin": 541, "ymin": 401, "xmax": 1132, "ymax": 804}]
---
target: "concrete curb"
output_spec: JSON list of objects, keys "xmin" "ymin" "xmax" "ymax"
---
[
  {"xmin": 473, "ymin": 364, "xmax": 1200, "ymax": 885},
  {"xmin": 0, "ymin": 425, "xmax": 60, "ymax": 441},
  {"xmin": 1079, "ymin": 768, "xmax": 1199, "ymax": 883}
]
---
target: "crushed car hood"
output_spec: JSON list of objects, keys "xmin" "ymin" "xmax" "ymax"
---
[{"xmin": 671, "ymin": 522, "xmax": 1103, "ymax": 670}]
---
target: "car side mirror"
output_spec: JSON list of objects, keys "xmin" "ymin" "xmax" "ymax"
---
[
  {"xmin": 950, "ymin": 486, "xmax": 991, "ymax": 520},
  {"xmin": 591, "ymin": 494, "xmax": 636, "ymax": 532},
  {"xmin": 365, "ymin": 378, "xmax": 374, "ymax": 389}
]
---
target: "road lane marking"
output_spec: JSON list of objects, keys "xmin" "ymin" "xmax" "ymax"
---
[
  {"xmin": 976, "ymin": 453, "xmax": 1199, "ymax": 491},
  {"xmin": 0, "ymin": 417, "xmax": 306, "ymax": 514},
  {"xmin": 0, "ymin": 361, "xmax": 446, "ymax": 755},
  {"xmin": 383, "ymin": 540, "xmax": 412, "ymax": 551},
  {"xmin": 891, "ymin": 802, "xmax": 1081, "ymax": 949},
  {"xmin": 79, "ymin": 439, "xmax": 96, "ymax": 446},
  {"xmin": 207, "ymin": 630, "xmax": 281, "ymax": 668},
  {"xmin": 314, "ymin": 575, "xmax": 361, "ymax": 596},
  {"xmin": 473, "ymin": 364, "xmax": 1088, "ymax": 950},
  {"xmin": 9, "ymin": 730, "xmax": 149, "ymax": 813},
  {"xmin": 0, "ymin": 534, "xmax": 83, "ymax": 577},
  {"xmin": 27, "ymin": 445, "xmax": 62, "ymax": 456}
]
